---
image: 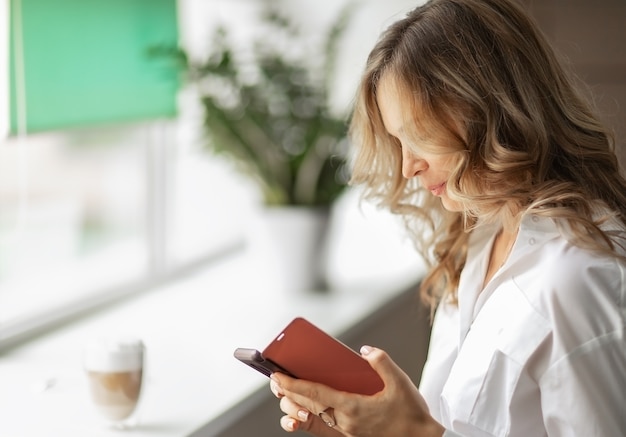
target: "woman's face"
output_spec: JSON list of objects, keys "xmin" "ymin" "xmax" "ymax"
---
[{"xmin": 376, "ymin": 76, "xmax": 463, "ymax": 212}]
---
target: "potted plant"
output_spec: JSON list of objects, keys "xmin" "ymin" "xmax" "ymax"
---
[{"xmin": 164, "ymin": 4, "xmax": 354, "ymax": 291}]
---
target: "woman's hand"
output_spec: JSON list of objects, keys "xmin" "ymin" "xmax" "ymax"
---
[{"xmin": 269, "ymin": 345, "xmax": 445, "ymax": 437}]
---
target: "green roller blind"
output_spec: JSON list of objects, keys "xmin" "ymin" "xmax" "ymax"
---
[{"xmin": 9, "ymin": 0, "xmax": 179, "ymax": 133}]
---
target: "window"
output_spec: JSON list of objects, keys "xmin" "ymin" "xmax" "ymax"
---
[
  {"xmin": 0, "ymin": 0, "xmax": 253, "ymax": 345},
  {"xmin": 0, "ymin": 119, "xmax": 253, "ymax": 345}
]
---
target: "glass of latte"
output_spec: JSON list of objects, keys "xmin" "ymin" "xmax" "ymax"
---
[{"xmin": 83, "ymin": 337, "xmax": 145, "ymax": 430}]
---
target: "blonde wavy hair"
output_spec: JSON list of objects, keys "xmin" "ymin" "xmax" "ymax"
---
[{"xmin": 349, "ymin": 0, "xmax": 626, "ymax": 309}]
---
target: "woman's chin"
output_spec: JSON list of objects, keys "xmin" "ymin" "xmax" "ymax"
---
[{"xmin": 440, "ymin": 196, "xmax": 463, "ymax": 212}]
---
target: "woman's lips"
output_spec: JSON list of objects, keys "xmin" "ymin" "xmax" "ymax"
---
[{"xmin": 429, "ymin": 182, "xmax": 446, "ymax": 196}]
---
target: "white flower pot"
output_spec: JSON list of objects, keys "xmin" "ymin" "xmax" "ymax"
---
[{"xmin": 247, "ymin": 206, "xmax": 330, "ymax": 293}]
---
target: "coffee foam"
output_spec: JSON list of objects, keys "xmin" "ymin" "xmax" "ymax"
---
[{"xmin": 83, "ymin": 337, "xmax": 144, "ymax": 372}]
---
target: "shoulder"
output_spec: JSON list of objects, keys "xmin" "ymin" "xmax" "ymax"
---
[
  {"xmin": 513, "ymin": 213, "xmax": 625, "ymax": 289},
  {"xmin": 511, "ymin": 214, "xmax": 625, "ymax": 348}
]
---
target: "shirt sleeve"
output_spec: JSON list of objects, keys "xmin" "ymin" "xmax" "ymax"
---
[
  {"xmin": 539, "ymin": 331, "xmax": 626, "ymax": 436},
  {"xmin": 442, "ymin": 429, "xmax": 465, "ymax": 437},
  {"xmin": 538, "ymin": 256, "xmax": 626, "ymax": 435}
]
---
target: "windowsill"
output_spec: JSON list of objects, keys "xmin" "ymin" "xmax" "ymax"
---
[{"xmin": 0, "ymin": 199, "xmax": 425, "ymax": 437}]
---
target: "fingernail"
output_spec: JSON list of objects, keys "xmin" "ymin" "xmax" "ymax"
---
[
  {"xmin": 297, "ymin": 409, "xmax": 310, "ymax": 421},
  {"xmin": 360, "ymin": 345, "xmax": 372, "ymax": 355},
  {"xmin": 270, "ymin": 381, "xmax": 281, "ymax": 397},
  {"xmin": 287, "ymin": 418, "xmax": 297, "ymax": 431}
]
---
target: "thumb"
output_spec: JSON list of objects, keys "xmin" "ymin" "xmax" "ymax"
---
[
  {"xmin": 360, "ymin": 345, "xmax": 436, "ymax": 426},
  {"xmin": 360, "ymin": 345, "xmax": 410, "ymax": 389}
]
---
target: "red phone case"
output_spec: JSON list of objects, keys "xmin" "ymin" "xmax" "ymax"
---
[{"xmin": 261, "ymin": 317, "xmax": 384, "ymax": 395}]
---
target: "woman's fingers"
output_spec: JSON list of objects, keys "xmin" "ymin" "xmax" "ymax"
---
[
  {"xmin": 270, "ymin": 349, "xmax": 443, "ymax": 437},
  {"xmin": 272, "ymin": 372, "xmax": 340, "ymax": 432},
  {"xmin": 279, "ymin": 414, "xmax": 346, "ymax": 436},
  {"xmin": 279, "ymin": 395, "xmax": 311, "ymax": 422},
  {"xmin": 278, "ymin": 396, "xmax": 345, "ymax": 436},
  {"xmin": 279, "ymin": 396, "xmax": 312, "ymax": 432},
  {"xmin": 270, "ymin": 378, "xmax": 284, "ymax": 398},
  {"xmin": 271, "ymin": 373, "xmax": 343, "ymax": 417}
]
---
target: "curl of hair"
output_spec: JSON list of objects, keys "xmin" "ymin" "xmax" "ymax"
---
[{"xmin": 349, "ymin": 0, "xmax": 626, "ymax": 311}]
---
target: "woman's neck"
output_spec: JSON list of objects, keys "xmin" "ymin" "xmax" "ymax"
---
[{"xmin": 482, "ymin": 224, "xmax": 519, "ymax": 290}]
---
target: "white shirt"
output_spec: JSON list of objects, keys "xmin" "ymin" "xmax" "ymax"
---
[{"xmin": 419, "ymin": 214, "xmax": 626, "ymax": 437}]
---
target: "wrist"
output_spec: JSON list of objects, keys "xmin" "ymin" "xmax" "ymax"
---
[
  {"xmin": 403, "ymin": 413, "xmax": 445, "ymax": 437},
  {"xmin": 429, "ymin": 419, "xmax": 446, "ymax": 437},
  {"xmin": 419, "ymin": 416, "xmax": 446, "ymax": 437}
]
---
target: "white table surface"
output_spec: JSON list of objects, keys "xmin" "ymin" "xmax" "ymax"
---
[{"xmin": 0, "ymin": 233, "xmax": 424, "ymax": 437}]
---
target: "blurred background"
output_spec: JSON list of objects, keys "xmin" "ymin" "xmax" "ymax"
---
[
  {"xmin": 0, "ymin": 0, "xmax": 423, "ymax": 347},
  {"xmin": 1, "ymin": 0, "xmax": 624, "ymax": 348}
]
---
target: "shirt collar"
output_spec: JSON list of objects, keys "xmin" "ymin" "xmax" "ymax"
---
[{"xmin": 457, "ymin": 213, "xmax": 561, "ymax": 344}]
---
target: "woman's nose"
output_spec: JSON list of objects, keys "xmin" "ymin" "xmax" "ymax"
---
[{"xmin": 402, "ymin": 148, "xmax": 428, "ymax": 179}]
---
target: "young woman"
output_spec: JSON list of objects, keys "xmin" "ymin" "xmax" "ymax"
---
[{"xmin": 269, "ymin": 0, "xmax": 626, "ymax": 435}]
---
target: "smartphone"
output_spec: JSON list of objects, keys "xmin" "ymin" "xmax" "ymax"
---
[
  {"xmin": 234, "ymin": 317, "xmax": 384, "ymax": 395},
  {"xmin": 233, "ymin": 348, "xmax": 295, "ymax": 378}
]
